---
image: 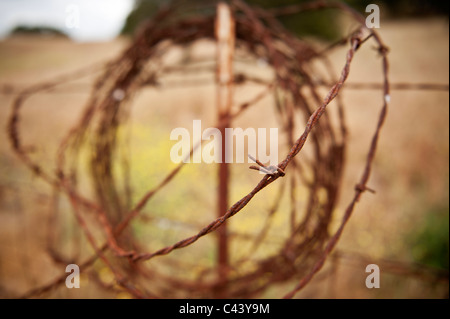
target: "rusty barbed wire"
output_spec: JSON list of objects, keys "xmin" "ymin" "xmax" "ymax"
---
[{"xmin": 4, "ymin": 0, "xmax": 414, "ymax": 299}]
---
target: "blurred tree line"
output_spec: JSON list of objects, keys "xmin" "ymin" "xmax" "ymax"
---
[
  {"xmin": 121, "ymin": 0, "xmax": 449, "ymax": 41},
  {"xmin": 10, "ymin": 26, "xmax": 69, "ymax": 38}
]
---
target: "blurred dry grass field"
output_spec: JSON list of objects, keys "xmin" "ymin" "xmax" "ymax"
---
[{"xmin": 0, "ymin": 17, "xmax": 448, "ymax": 298}]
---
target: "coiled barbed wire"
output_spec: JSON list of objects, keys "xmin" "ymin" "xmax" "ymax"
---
[{"xmin": 8, "ymin": 0, "xmax": 390, "ymax": 299}]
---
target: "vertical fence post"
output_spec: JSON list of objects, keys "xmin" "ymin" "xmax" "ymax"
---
[{"xmin": 215, "ymin": 2, "xmax": 235, "ymax": 297}]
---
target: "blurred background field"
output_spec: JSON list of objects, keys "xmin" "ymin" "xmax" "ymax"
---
[{"xmin": 0, "ymin": 0, "xmax": 448, "ymax": 298}]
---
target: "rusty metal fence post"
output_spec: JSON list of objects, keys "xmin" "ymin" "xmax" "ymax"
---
[{"xmin": 215, "ymin": 2, "xmax": 235, "ymax": 297}]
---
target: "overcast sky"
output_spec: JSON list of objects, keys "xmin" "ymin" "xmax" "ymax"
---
[{"xmin": 0, "ymin": 0, "xmax": 135, "ymax": 42}]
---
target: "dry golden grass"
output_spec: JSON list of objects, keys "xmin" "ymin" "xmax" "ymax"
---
[{"xmin": 0, "ymin": 17, "xmax": 448, "ymax": 298}]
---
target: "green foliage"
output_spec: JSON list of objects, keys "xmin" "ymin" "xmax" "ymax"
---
[
  {"xmin": 121, "ymin": 0, "xmax": 449, "ymax": 42},
  {"xmin": 377, "ymin": 0, "xmax": 449, "ymax": 18},
  {"xmin": 10, "ymin": 25, "xmax": 68, "ymax": 38},
  {"xmin": 409, "ymin": 204, "xmax": 449, "ymax": 270},
  {"xmin": 244, "ymin": 0, "xmax": 341, "ymax": 41},
  {"xmin": 121, "ymin": 0, "xmax": 167, "ymax": 35},
  {"xmin": 121, "ymin": 0, "xmax": 342, "ymax": 41}
]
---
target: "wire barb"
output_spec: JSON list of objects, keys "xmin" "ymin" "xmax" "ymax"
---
[{"xmin": 248, "ymin": 154, "xmax": 285, "ymax": 176}]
